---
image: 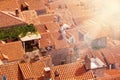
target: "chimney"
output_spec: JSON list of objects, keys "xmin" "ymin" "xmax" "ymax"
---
[
  {"xmin": 15, "ymin": 8, "xmax": 19, "ymax": 17},
  {"xmin": 43, "ymin": 24, "xmax": 49, "ymax": 32},
  {"xmin": 84, "ymin": 55, "xmax": 91, "ymax": 71},
  {"xmin": 44, "ymin": 67, "xmax": 51, "ymax": 79},
  {"xmin": 24, "ymin": 2, "xmax": 29, "ymax": 10}
]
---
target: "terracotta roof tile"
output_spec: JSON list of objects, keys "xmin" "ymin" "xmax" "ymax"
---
[
  {"xmin": 0, "ymin": 0, "xmax": 19, "ymax": 11},
  {"xmin": 67, "ymin": 4, "xmax": 93, "ymax": 20},
  {"xmin": 35, "ymin": 24, "xmax": 48, "ymax": 34},
  {"xmin": 18, "ymin": 0, "xmax": 46, "ymax": 11},
  {"xmin": 48, "ymin": 1, "xmax": 60, "ymax": 10},
  {"xmin": 105, "ymin": 69, "xmax": 120, "ymax": 76},
  {"xmin": 0, "ymin": 41, "xmax": 25, "ymax": 62},
  {"xmin": 51, "ymin": 62, "xmax": 94, "ymax": 80},
  {"xmin": 100, "ymin": 49, "xmax": 115, "ymax": 64},
  {"xmin": 20, "ymin": 10, "xmax": 38, "ymax": 23},
  {"xmin": 38, "ymin": 14, "xmax": 55, "ymax": 24},
  {"xmin": 108, "ymin": 46, "xmax": 120, "ymax": 65},
  {"xmin": 0, "ymin": 0, "xmax": 45, "ymax": 11},
  {"xmin": 98, "ymin": 69, "xmax": 120, "ymax": 80},
  {"xmin": 19, "ymin": 61, "xmax": 45, "ymax": 79},
  {"xmin": 87, "ymin": 45, "xmax": 120, "ymax": 69},
  {"xmin": 0, "ymin": 11, "xmax": 26, "ymax": 28},
  {"xmin": 45, "ymin": 22, "xmax": 60, "ymax": 33},
  {"xmin": 35, "ymin": 22, "xmax": 60, "ymax": 34},
  {"xmin": 0, "ymin": 63, "xmax": 21, "ymax": 80},
  {"xmin": 86, "ymin": 47, "xmax": 116, "ymax": 65},
  {"xmin": 51, "ymin": 32, "xmax": 69, "ymax": 49},
  {"xmin": 19, "ymin": 63, "xmax": 34, "ymax": 79},
  {"xmin": 40, "ymin": 33, "xmax": 54, "ymax": 48}
]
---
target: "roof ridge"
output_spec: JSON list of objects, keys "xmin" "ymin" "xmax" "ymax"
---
[
  {"xmin": 0, "ymin": 11, "xmax": 26, "ymax": 23},
  {"xmin": 0, "ymin": 41, "xmax": 21, "ymax": 46}
]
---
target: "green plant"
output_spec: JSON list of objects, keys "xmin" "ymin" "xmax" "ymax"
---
[
  {"xmin": 0, "ymin": 24, "xmax": 37, "ymax": 41},
  {"xmin": 92, "ymin": 46, "xmax": 105, "ymax": 50}
]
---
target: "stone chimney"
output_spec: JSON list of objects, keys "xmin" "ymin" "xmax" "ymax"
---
[{"xmin": 15, "ymin": 8, "xmax": 19, "ymax": 17}]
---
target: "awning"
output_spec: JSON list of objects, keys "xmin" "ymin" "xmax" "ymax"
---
[{"xmin": 19, "ymin": 32, "xmax": 41, "ymax": 41}]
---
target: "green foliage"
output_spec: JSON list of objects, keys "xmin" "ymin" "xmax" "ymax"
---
[
  {"xmin": 92, "ymin": 46, "xmax": 105, "ymax": 50},
  {"xmin": 0, "ymin": 24, "xmax": 37, "ymax": 41}
]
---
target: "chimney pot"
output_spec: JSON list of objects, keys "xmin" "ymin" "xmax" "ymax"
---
[{"xmin": 15, "ymin": 8, "xmax": 19, "ymax": 17}]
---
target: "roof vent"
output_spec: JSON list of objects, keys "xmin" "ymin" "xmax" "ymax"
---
[{"xmin": 54, "ymin": 70, "xmax": 59, "ymax": 77}]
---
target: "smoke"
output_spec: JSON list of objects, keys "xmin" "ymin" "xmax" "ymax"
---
[{"xmin": 83, "ymin": 0, "xmax": 120, "ymax": 44}]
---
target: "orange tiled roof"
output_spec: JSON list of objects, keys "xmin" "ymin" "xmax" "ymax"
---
[
  {"xmin": 90, "ymin": 45, "xmax": 120, "ymax": 68},
  {"xmin": 48, "ymin": 0, "xmax": 62, "ymax": 10},
  {"xmin": 20, "ymin": 10, "xmax": 38, "ymax": 23},
  {"xmin": 35, "ymin": 22, "xmax": 60, "ymax": 34},
  {"xmin": 67, "ymin": 4, "xmax": 93, "ymax": 20},
  {"xmin": 0, "ymin": 63, "xmax": 21, "ymax": 80},
  {"xmin": 98, "ymin": 69, "xmax": 120, "ymax": 80},
  {"xmin": 0, "ymin": 0, "xmax": 19, "ymax": 11},
  {"xmin": 92, "ymin": 50, "xmax": 106, "ymax": 64},
  {"xmin": 18, "ymin": 0, "xmax": 46, "ymax": 10},
  {"xmin": 0, "ymin": 11, "xmax": 26, "ymax": 28},
  {"xmin": 0, "ymin": 41, "xmax": 25, "ymax": 62},
  {"xmin": 51, "ymin": 32, "xmax": 69, "ymax": 50},
  {"xmin": 105, "ymin": 69, "xmax": 120, "ymax": 76},
  {"xmin": 100, "ymin": 49, "xmax": 115, "ymax": 64},
  {"xmin": 51, "ymin": 61, "xmax": 94, "ymax": 80},
  {"xmin": 38, "ymin": 14, "xmax": 55, "ymax": 24},
  {"xmin": 35, "ymin": 24, "xmax": 48, "ymax": 34},
  {"xmin": 19, "ymin": 63, "xmax": 34, "ymax": 79},
  {"xmin": 108, "ymin": 46, "xmax": 120, "ymax": 66},
  {"xmin": 0, "ymin": 0, "xmax": 45, "ymax": 11},
  {"xmin": 19, "ymin": 61, "xmax": 45, "ymax": 79},
  {"xmin": 45, "ymin": 22, "xmax": 60, "ymax": 33},
  {"xmin": 40, "ymin": 33, "xmax": 54, "ymax": 48}
]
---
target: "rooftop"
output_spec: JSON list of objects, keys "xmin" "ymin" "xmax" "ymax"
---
[
  {"xmin": 19, "ymin": 61, "xmax": 45, "ymax": 79},
  {"xmin": 0, "ymin": 41, "xmax": 25, "ymax": 62},
  {"xmin": 0, "ymin": 11, "xmax": 26, "ymax": 28},
  {"xmin": 51, "ymin": 61, "xmax": 94, "ymax": 80}
]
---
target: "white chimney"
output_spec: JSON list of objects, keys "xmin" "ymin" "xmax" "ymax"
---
[{"xmin": 44, "ymin": 67, "xmax": 51, "ymax": 72}]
